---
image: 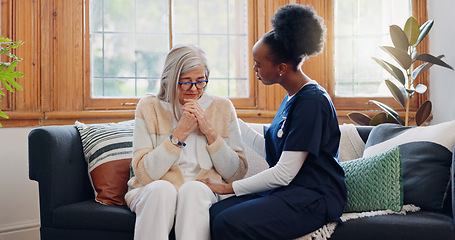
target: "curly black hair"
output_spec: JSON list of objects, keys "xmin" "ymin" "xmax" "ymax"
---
[{"xmin": 262, "ymin": 4, "xmax": 326, "ymax": 70}]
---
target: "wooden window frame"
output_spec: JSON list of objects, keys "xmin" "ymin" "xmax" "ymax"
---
[
  {"xmin": 0, "ymin": 0, "xmax": 428, "ymax": 127},
  {"xmin": 83, "ymin": 0, "xmax": 257, "ymax": 111}
]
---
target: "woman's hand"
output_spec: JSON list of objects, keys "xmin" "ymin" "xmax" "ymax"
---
[
  {"xmin": 183, "ymin": 99, "xmax": 218, "ymax": 144},
  {"xmin": 199, "ymin": 178, "xmax": 234, "ymax": 195},
  {"xmin": 173, "ymin": 110, "xmax": 198, "ymax": 143}
]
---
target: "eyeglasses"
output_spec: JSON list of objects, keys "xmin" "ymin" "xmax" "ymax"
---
[{"xmin": 178, "ymin": 80, "xmax": 208, "ymax": 91}]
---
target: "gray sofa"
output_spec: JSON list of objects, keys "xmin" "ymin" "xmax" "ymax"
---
[{"xmin": 28, "ymin": 124, "xmax": 455, "ymax": 240}]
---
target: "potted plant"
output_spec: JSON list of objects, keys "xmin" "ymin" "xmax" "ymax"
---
[
  {"xmin": 0, "ymin": 35, "xmax": 24, "ymax": 127},
  {"xmin": 348, "ymin": 16, "xmax": 453, "ymax": 126}
]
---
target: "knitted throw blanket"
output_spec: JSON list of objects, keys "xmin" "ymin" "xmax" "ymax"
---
[{"xmin": 295, "ymin": 204, "xmax": 421, "ymax": 240}]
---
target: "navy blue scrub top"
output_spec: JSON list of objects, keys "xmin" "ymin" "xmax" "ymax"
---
[{"xmin": 264, "ymin": 84, "xmax": 347, "ymax": 221}]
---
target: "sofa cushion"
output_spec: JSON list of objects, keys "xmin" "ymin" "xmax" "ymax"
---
[
  {"xmin": 341, "ymin": 147, "xmax": 402, "ymax": 212},
  {"xmin": 330, "ymin": 211, "xmax": 454, "ymax": 240},
  {"xmin": 75, "ymin": 120, "xmax": 134, "ymax": 206},
  {"xmin": 363, "ymin": 121, "xmax": 455, "ymax": 211},
  {"xmin": 52, "ymin": 200, "xmax": 135, "ymax": 232}
]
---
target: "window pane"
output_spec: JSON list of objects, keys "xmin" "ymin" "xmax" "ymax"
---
[
  {"xmin": 136, "ymin": 34, "xmax": 168, "ymax": 78},
  {"xmin": 200, "ymin": 36, "xmax": 229, "ymax": 79},
  {"xmin": 104, "ymin": 0, "xmax": 135, "ymax": 32},
  {"xmin": 207, "ymin": 79, "xmax": 228, "ymax": 96},
  {"xmin": 334, "ymin": 0, "xmax": 411, "ymax": 97},
  {"xmin": 93, "ymin": 78, "xmax": 136, "ymax": 97},
  {"xmin": 199, "ymin": 0, "xmax": 228, "ymax": 34},
  {"xmin": 89, "ymin": 0, "xmax": 248, "ymax": 99},
  {"xmin": 173, "ymin": 0, "xmax": 249, "ymax": 98},
  {"xmin": 104, "ymin": 34, "xmax": 135, "ymax": 78},
  {"xmin": 137, "ymin": 78, "xmax": 160, "ymax": 96},
  {"xmin": 173, "ymin": 0, "xmax": 198, "ymax": 35},
  {"xmin": 136, "ymin": 0, "xmax": 168, "ymax": 33},
  {"xmin": 89, "ymin": 0, "xmax": 170, "ymax": 98}
]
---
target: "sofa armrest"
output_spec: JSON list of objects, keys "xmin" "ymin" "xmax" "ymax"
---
[{"xmin": 28, "ymin": 125, "xmax": 94, "ymax": 227}]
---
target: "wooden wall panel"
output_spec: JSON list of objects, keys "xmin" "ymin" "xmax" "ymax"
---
[
  {"xmin": 40, "ymin": 0, "xmax": 53, "ymax": 112},
  {"xmin": 0, "ymin": 0, "xmax": 13, "ymax": 113},
  {"xmin": 14, "ymin": 0, "xmax": 40, "ymax": 112}
]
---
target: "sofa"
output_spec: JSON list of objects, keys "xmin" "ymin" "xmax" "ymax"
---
[{"xmin": 29, "ymin": 122, "xmax": 455, "ymax": 240}]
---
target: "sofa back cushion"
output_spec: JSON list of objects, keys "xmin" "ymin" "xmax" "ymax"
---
[
  {"xmin": 363, "ymin": 120, "xmax": 455, "ymax": 211},
  {"xmin": 75, "ymin": 120, "xmax": 134, "ymax": 206}
]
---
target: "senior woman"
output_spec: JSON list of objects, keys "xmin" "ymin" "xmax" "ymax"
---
[{"xmin": 125, "ymin": 43, "xmax": 248, "ymax": 240}]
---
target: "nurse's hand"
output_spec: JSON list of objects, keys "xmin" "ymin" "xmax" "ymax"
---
[{"xmin": 199, "ymin": 178, "xmax": 234, "ymax": 195}]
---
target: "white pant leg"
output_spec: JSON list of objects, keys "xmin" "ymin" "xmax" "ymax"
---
[
  {"xmin": 175, "ymin": 181, "xmax": 218, "ymax": 240},
  {"xmin": 129, "ymin": 180, "xmax": 177, "ymax": 240}
]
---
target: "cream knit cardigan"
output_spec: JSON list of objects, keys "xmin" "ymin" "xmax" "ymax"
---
[{"xmin": 125, "ymin": 94, "xmax": 248, "ymax": 205}]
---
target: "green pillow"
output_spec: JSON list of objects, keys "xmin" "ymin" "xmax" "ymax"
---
[{"xmin": 341, "ymin": 147, "xmax": 403, "ymax": 213}]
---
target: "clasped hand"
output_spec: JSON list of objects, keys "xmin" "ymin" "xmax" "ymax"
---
[{"xmin": 173, "ymin": 99, "xmax": 217, "ymax": 144}]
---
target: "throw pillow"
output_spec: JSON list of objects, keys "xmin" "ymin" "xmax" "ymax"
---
[
  {"xmin": 75, "ymin": 120, "xmax": 134, "ymax": 206},
  {"xmin": 363, "ymin": 120, "xmax": 455, "ymax": 211},
  {"xmin": 342, "ymin": 147, "xmax": 403, "ymax": 213}
]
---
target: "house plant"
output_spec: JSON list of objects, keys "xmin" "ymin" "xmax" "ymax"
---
[
  {"xmin": 0, "ymin": 35, "xmax": 24, "ymax": 127},
  {"xmin": 348, "ymin": 16, "xmax": 453, "ymax": 126}
]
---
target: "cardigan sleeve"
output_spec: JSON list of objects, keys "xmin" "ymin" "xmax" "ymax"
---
[
  {"xmin": 206, "ymin": 99, "xmax": 248, "ymax": 183},
  {"xmin": 130, "ymin": 98, "xmax": 182, "ymax": 184}
]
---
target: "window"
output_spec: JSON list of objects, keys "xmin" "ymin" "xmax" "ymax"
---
[
  {"xmin": 334, "ymin": 0, "xmax": 412, "ymax": 97},
  {"xmin": 88, "ymin": 0, "xmax": 249, "ymax": 100},
  {"xmin": 330, "ymin": 0, "xmax": 428, "ymax": 115},
  {"xmin": 0, "ymin": 0, "xmax": 428, "ymax": 127}
]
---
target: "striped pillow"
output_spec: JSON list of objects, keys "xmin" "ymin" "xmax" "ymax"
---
[
  {"xmin": 75, "ymin": 120, "xmax": 134, "ymax": 205},
  {"xmin": 363, "ymin": 120, "xmax": 455, "ymax": 211}
]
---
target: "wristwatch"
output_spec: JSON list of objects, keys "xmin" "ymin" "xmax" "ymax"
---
[{"xmin": 170, "ymin": 135, "xmax": 186, "ymax": 147}]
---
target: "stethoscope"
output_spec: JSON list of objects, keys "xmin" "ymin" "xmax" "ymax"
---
[{"xmin": 277, "ymin": 116, "xmax": 287, "ymax": 138}]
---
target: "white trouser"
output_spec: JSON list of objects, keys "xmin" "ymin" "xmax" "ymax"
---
[{"xmin": 129, "ymin": 180, "xmax": 218, "ymax": 240}]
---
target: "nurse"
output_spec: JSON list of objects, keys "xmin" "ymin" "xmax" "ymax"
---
[{"xmin": 200, "ymin": 4, "xmax": 347, "ymax": 240}]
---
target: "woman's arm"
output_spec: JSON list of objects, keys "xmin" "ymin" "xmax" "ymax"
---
[
  {"xmin": 238, "ymin": 119, "xmax": 266, "ymax": 158},
  {"xmin": 131, "ymin": 116, "xmax": 181, "ymax": 182},
  {"xmin": 207, "ymin": 116, "xmax": 248, "ymax": 182},
  {"xmin": 201, "ymin": 151, "xmax": 307, "ymax": 195},
  {"xmin": 131, "ymin": 98, "xmax": 196, "ymax": 183}
]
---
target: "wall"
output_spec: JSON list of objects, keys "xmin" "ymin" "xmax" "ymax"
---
[
  {"xmin": 0, "ymin": 127, "xmax": 39, "ymax": 240},
  {"xmin": 0, "ymin": 1, "xmax": 454, "ymax": 240},
  {"xmin": 428, "ymin": 0, "xmax": 455, "ymax": 124}
]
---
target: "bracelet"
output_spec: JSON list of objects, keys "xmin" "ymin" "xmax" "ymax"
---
[{"xmin": 170, "ymin": 135, "xmax": 186, "ymax": 147}]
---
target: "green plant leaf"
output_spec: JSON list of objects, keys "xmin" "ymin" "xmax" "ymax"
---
[
  {"xmin": 370, "ymin": 112, "xmax": 401, "ymax": 126},
  {"xmin": 390, "ymin": 25, "xmax": 409, "ymax": 51},
  {"xmin": 372, "ymin": 58, "xmax": 406, "ymax": 85},
  {"xmin": 415, "ymin": 53, "xmax": 454, "ymax": 70},
  {"xmin": 0, "ymin": 60, "xmax": 24, "ymax": 91},
  {"xmin": 412, "ymin": 55, "xmax": 444, "ymax": 81},
  {"xmin": 385, "ymin": 80, "xmax": 406, "ymax": 108},
  {"xmin": 0, "ymin": 36, "xmax": 12, "ymax": 42},
  {"xmin": 404, "ymin": 16, "xmax": 420, "ymax": 46},
  {"xmin": 414, "ymin": 19, "xmax": 434, "ymax": 47},
  {"xmin": 347, "ymin": 112, "xmax": 371, "ymax": 126},
  {"xmin": 380, "ymin": 46, "xmax": 412, "ymax": 70},
  {"xmin": 369, "ymin": 100, "xmax": 405, "ymax": 125},
  {"xmin": 414, "ymin": 84, "xmax": 427, "ymax": 94},
  {"xmin": 415, "ymin": 100, "xmax": 432, "ymax": 126},
  {"xmin": 0, "ymin": 109, "xmax": 9, "ymax": 119},
  {"xmin": 0, "ymin": 78, "xmax": 15, "ymax": 92}
]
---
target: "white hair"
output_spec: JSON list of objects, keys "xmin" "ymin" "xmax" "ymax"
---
[{"xmin": 157, "ymin": 43, "xmax": 210, "ymax": 120}]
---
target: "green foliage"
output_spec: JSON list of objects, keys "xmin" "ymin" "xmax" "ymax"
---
[
  {"xmin": 349, "ymin": 17, "xmax": 454, "ymax": 126},
  {"xmin": 0, "ymin": 35, "xmax": 24, "ymax": 127}
]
